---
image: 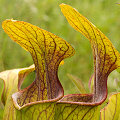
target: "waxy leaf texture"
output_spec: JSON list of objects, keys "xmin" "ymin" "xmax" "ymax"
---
[
  {"xmin": 1, "ymin": 3, "xmax": 120, "ymax": 120},
  {"xmin": 60, "ymin": 3, "xmax": 120, "ymax": 103},
  {"xmin": 55, "ymin": 103, "xmax": 100, "ymax": 120},
  {"xmin": 2, "ymin": 19, "xmax": 75, "ymax": 120},
  {"xmin": 101, "ymin": 93, "xmax": 120, "ymax": 120},
  {"xmin": 56, "ymin": 3, "xmax": 120, "ymax": 120}
]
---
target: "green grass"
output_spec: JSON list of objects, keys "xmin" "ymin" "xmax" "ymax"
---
[{"xmin": 0, "ymin": 0, "xmax": 120, "ymax": 118}]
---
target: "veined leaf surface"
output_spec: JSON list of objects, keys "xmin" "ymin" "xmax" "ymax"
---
[
  {"xmin": 55, "ymin": 94, "xmax": 100, "ymax": 120},
  {"xmin": 56, "ymin": 3, "xmax": 120, "ymax": 120},
  {"xmin": 60, "ymin": 3, "xmax": 120, "ymax": 103},
  {"xmin": 101, "ymin": 93, "xmax": 120, "ymax": 120},
  {"xmin": 2, "ymin": 19, "xmax": 75, "ymax": 120}
]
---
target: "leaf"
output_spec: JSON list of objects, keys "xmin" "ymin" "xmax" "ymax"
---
[
  {"xmin": 67, "ymin": 74, "xmax": 87, "ymax": 94},
  {"xmin": 56, "ymin": 3, "xmax": 120, "ymax": 120},
  {"xmin": 60, "ymin": 3, "xmax": 120, "ymax": 103},
  {"xmin": 55, "ymin": 94, "xmax": 100, "ymax": 120},
  {"xmin": 2, "ymin": 19, "xmax": 75, "ymax": 119},
  {"xmin": 101, "ymin": 93, "xmax": 120, "ymax": 120},
  {"xmin": 16, "ymin": 102, "xmax": 56, "ymax": 120},
  {"xmin": 88, "ymin": 74, "xmax": 94, "ymax": 93},
  {"xmin": 0, "ymin": 65, "xmax": 35, "ymax": 120}
]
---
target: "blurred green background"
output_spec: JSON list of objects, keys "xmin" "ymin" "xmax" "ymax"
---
[{"xmin": 0, "ymin": 0, "xmax": 120, "ymax": 118}]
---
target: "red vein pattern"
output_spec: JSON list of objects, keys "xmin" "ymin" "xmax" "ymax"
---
[
  {"xmin": 101, "ymin": 93, "xmax": 120, "ymax": 120},
  {"xmin": 60, "ymin": 3, "xmax": 120, "ymax": 104},
  {"xmin": 2, "ymin": 19, "xmax": 75, "ymax": 107},
  {"xmin": 16, "ymin": 103, "xmax": 56, "ymax": 120},
  {"xmin": 55, "ymin": 103, "xmax": 100, "ymax": 120},
  {"xmin": 54, "ymin": 3, "xmax": 120, "ymax": 120},
  {"xmin": 2, "ymin": 19, "xmax": 75, "ymax": 120}
]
